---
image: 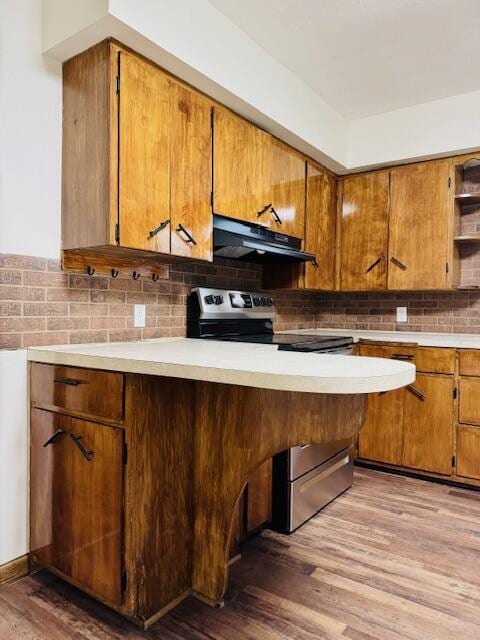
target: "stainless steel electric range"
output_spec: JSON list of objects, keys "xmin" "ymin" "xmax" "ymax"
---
[{"xmin": 187, "ymin": 287, "xmax": 355, "ymax": 532}]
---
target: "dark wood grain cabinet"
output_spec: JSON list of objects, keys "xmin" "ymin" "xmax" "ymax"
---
[{"xmin": 63, "ymin": 40, "xmax": 213, "ymax": 263}]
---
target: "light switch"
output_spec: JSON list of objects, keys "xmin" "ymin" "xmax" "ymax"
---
[
  {"xmin": 396, "ymin": 306, "xmax": 407, "ymax": 323},
  {"xmin": 134, "ymin": 304, "xmax": 146, "ymax": 328}
]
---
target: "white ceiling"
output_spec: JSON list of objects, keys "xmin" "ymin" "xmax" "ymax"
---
[{"xmin": 209, "ymin": 0, "xmax": 480, "ymax": 119}]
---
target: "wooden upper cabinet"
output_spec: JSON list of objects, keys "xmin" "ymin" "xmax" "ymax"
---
[
  {"xmin": 62, "ymin": 40, "xmax": 213, "ymax": 261},
  {"xmin": 269, "ymin": 139, "xmax": 305, "ymax": 238},
  {"xmin": 304, "ymin": 162, "xmax": 337, "ymax": 290},
  {"xmin": 388, "ymin": 160, "xmax": 451, "ymax": 290},
  {"xmin": 170, "ymin": 84, "xmax": 213, "ymax": 260},
  {"xmin": 119, "ymin": 51, "xmax": 172, "ymax": 253},
  {"xmin": 213, "ymin": 107, "xmax": 271, "ymax": 226},
  {"xmin": 339, "ymin": 171, "xmax": 389, "ymax": 291}
]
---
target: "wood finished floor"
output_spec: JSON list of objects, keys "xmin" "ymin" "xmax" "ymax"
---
[{"xmin": 2, "ymin": 468, "xmax": 480, "ymax": 639}]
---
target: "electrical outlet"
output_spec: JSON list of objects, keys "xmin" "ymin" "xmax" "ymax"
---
[
  {"xmin": 134, "ymin": 304, "xmax": 146, "ymax": 328},
  {"xmin": 396, "ymin": 306, "xmax": 407, "ymax": 323}
]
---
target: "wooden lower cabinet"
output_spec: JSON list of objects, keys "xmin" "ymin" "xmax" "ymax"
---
[
  {"xmin": 30, "ymin": 409, "xmax": 123, "ymax": 606},
  {"xmin": 457, "ymin": 426, "xmax": 480, "ymax": 480},
  {"xmin": 402, "ymin": 375, "xmax": 454, "ymax": 475},
  {"xmin": 357, "ymin": 344, "xmax": 456, "ymax": 479},
  {"xmin": 358, "ymin": 388, "xmax": 405, "ymax": 464}
]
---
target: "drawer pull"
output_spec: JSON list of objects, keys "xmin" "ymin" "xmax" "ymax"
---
[
  {"xmin": 270, "ymin": 206, "xmax": 282, "ymax": 225},
  {"xmin": 176, "ymin": 223, "xmax": 197, "ymax": 245},
  {"xmin": 69, "ymin": 433, "xmax": 93, "ymax": 461},
  {"xmin": 43, "ymin": 429, "xmax": 65, "ymax": 447},
  {"xmin": 391, "ymin": 354, "xmax": 414, "ymax": 361},
  {"xmin": 54, "ymin": 378, "xmax": 85, "ymax": 387},
  {"xmin": 366, "ymin": 257, "xmax": 382, "ymax": 273},
  {"xmin": 390, "ymin": 256, "xmax": 408, "ymax": 271},
  {"xmin": 149, "ymin": 219, "xmax": 170, "ymax": 238},
  {"xmin": 256, "ymin": 203, "xmax": 272, "ymax": 218},
  {"xmin": 407, "ymin": 384, "xmax": 426, "ymax": 401}
]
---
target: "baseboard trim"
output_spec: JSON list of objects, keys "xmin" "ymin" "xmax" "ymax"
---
[{"xmin": 0, "ymin": 554, "xmax": 30, "ymax": 587}]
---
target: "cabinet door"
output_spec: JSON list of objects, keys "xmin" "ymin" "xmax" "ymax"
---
[
  {"xmin": 270, "ymin": 139, "xmax": 305, "ymax": 238},
  {"xmin": 457, "ymin": 426, "xmax": 480, "ymax": 480},
  {"xmin": 358, "ymin": 388, "xmax": 405, "ymax": 464},
  {"xmin": 30, "ymin": 409, "xmax": 123, "ymax": 605},
  {"xmin": 213, "ymin": 107, "xmax": 271, "ymax": 225},
  {"xmin": 340, "ymin": 172, "xmax": 389, "ymax": 291},
  {"xmin": 304, "ymin": 162, "xmax": 337, "ymax": 290},
  {"xmin": 402, "ymin": 374, "xmax": 454, "ymax": 474},
  {"xmin": 388, "ymin": 160, "xmax": 451, "ymax": 290},
  {"xmin": 170, "ymin": 84, "xmax": 213, "ymax": 260},
  {"xmin": 119, "ymin": 51, "xmax": 171, "ymax": 253}
]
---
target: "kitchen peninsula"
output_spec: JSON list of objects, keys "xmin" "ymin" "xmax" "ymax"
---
[{"xmin": 28, "ymin": 339, "xmax": 413, "ymax": 628}]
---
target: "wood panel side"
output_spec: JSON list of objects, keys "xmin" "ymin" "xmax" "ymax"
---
[
  {"xmin": 124, "ymin": 375, "xmax": 195, "ymax": 621},
  {"xmin": 62, "ymin": 40, "xmax": 113, "ymax": 250},
  {"xmin": 304, "ymin": 162, "xmax": 337, "ymax": 290}
]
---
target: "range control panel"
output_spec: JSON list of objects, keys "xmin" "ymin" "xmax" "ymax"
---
[{"xmin": 192, "ymin": 287, "xmax": 275, "ymax": 319}]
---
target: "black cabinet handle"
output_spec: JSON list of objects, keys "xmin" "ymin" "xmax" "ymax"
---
[
  {"xmin": 366, "ymin": 257, "xmax": 382, "ymax": 273},
  {"xmin": 54, "ymin": 378, "xmax": 84, "ymax": 387},
  {"xmin": 176, "ymin": 224, "xmax": 197, "ymax": 245},
  {"xmin": 407, "ymin": 384, "xmax": 426, "ymax": 401},
  {"xmin": 311, "ymin": 257, "xmax": 319, "ymax": 268},
  {"xmin": 149, "ymin": 219, "xmax": 170, "ymax": 237},
  {"xmin": 256, "ymin": 203, "xmax": 272, "ymax": 217},
  {"xmin": 391, "ymin": 353, "xmax": 414, "ymax": 361},
  {"xmin": 43, "ymin": 429, "xmax": 64, "ymax": 447},
  {"xmin": 69, "ymin": 433, "xmax": 93, "ymax": 461},
  {"xmin": 270, "ymin": 206, "xmax": 282, "ymax": 225},
  {"xmin": 390, "ymin": 256, "xmax": 407, "ymax": 271}
]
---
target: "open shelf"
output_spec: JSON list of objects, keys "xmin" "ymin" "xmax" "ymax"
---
[
  {"xmin": 454, "ymin": 234, "xmax": 480, "ymax": 243},
  {"xmin": 455, "ymin": 193, "xmax": 480, "ymax": 206}
]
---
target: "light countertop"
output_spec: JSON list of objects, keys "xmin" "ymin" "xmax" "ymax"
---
[
  {"xmin": 281, "ymin": 328, "xmax": 480, "ymax": 349},
  {"xmin": 27, "ymin": 338, "xmax": 414, "ymax": 395}
]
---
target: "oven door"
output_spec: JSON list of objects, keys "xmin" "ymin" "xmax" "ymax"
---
[{"xmin": 289, "ymin": 447, "xmax": 354, "ymax": 531}]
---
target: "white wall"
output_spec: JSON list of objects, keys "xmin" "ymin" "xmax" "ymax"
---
[
  {"xmin": 0, "ymin": 0, "xmax": 62, "ymax": 259},
  {"xmin": 0, "ymin": 350, "xmax": 28, "ymax": 565},
  {"xmin": 348, "ymin": 89, "xmax": 480, "ymax": 170}
]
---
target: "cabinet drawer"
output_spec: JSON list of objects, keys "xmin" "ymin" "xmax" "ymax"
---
[
  {"xmin": 459, "ymin": 378, "xmax": 480, "ymax": 425},
  {"xmin": 415, "ymin": 347, "xmax": 455, "ymax": 374},
  {"xmin": 459, "ymin": 350, "xmax": 480, "ymax": 376},
  {"xmin": 357, "ymin": 343, "xmax": 416, "ymax": 362},
  {"xmin": 457, "ymin": 426, "xmax": 480, "ymax": 480},
  {"xmin": 31, "ymin": 363, "xmax": 124, "ymax": 424}
]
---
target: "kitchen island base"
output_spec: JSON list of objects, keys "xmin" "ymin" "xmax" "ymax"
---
[{"xmin": 30, "ymin": 363, "xmax": 366, "ymax": 628}]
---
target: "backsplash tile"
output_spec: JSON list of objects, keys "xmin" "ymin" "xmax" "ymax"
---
[
  {"xmin": 3, "ymin": 252, "xmax": 480, "ymax": 348},
  {"xmin": 0, "ymin": 253, "xmax": 319, "ymax": 348}
]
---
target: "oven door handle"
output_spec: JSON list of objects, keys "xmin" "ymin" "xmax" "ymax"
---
[{"xmin": 299, "ymin": 454, "xmax": 351, "ymax": 492}]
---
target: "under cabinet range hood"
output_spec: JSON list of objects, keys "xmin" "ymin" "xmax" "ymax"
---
[{"xmin": 213, "ymin": 214, "xmax": 316, "ymax": 263}]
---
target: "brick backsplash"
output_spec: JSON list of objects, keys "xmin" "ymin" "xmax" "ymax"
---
[
  {"xmin": 3, "ymin": 252, "xmax": 480, "ymax": 349},
  {"xmin": 0, "ymin": 253, "xmax": 320, "ymax": 349},
  {"xmin": 317, "ymin": 290, "xmax": 480, "ymax": 334}
]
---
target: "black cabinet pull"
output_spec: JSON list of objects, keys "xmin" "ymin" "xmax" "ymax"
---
[
  {"xmin": 390, "ymin": 256, "xmax": 407, "ymax": 271},
  {"xmin": 311, "ymin": 257, "xmax": 319, "ymax": 268},
  {"xmin": 407, "ymin": 384, "xmax": 426, "ymax": 401},
  {"xmin": 54, "ymin": 378, "xmax": 84, "ymax": 387},
  {"xmin": 149, "ymin": 219, "xmax": 170, "ymax": 237},
  {"xmin": 69, "ymin": 433, "xmax": 93, "ymax": 461},
  {"xmin": 43, "ymin": 429, "xmax": 64, "ymax": 447},
  {"xmin": 270, "ymin": 206, "xmax": 282, "ymax": 225},
  {"xmin": 256, "ymin": 203, "xmax": 272, "ymax": 217},
  {"xmin": 366, "ymin": 257, "xmax": 382, "ymax": 273},
  {"xmin": 176, "ymin": 224, "xmax": 197, "ymax": 245},
  {"xmin": 391, "ymin": 353, "xmax": 414, "ymax": 361}
]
